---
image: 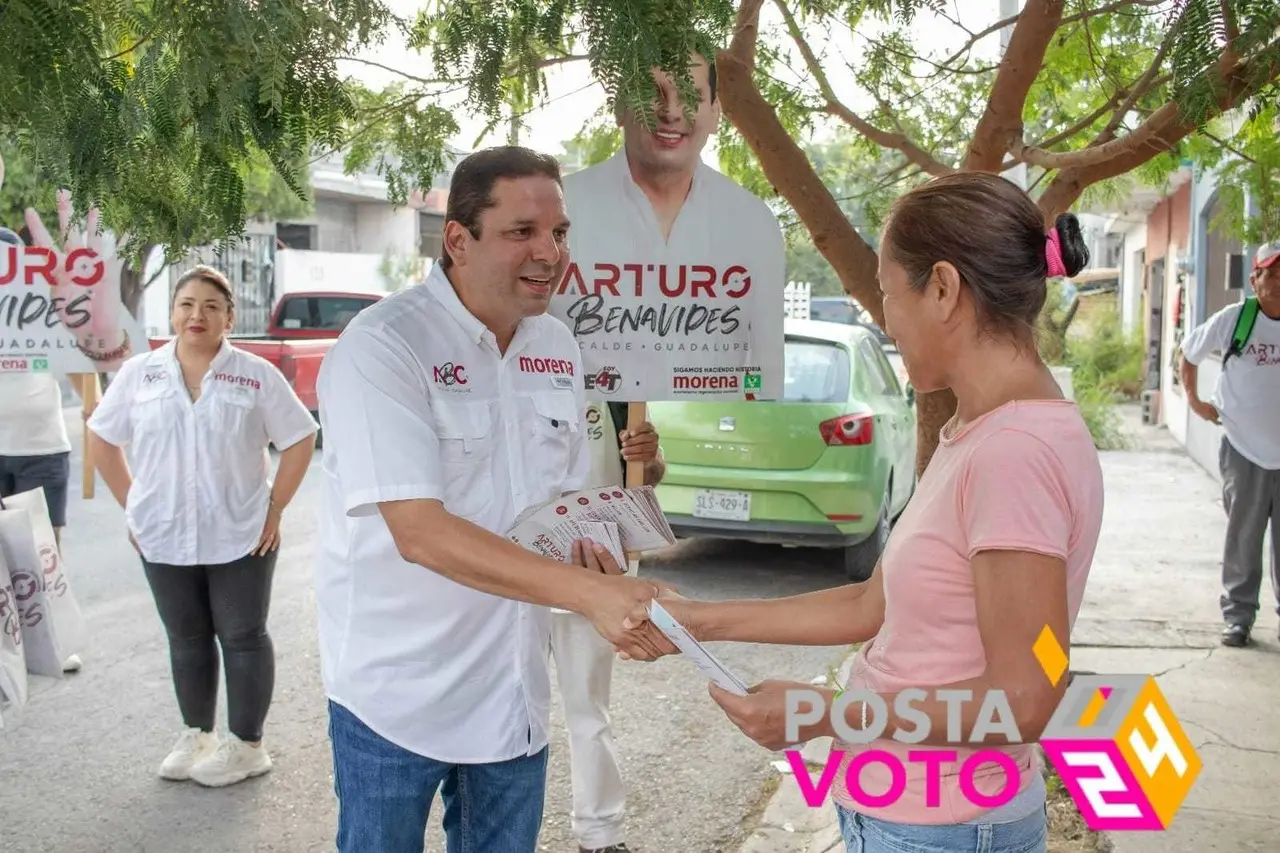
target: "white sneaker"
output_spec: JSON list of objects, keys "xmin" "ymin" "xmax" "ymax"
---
[
  {"xmin": 159, "ymin": 728, "xmax": 219, "ymax": 780},
  {"xmin": 188, "ymin": 735, "xmax": 273, "ymax": 787},
  {"xmin": 62, "ymin": 654, "xmax": 82, "ymax": 673}
]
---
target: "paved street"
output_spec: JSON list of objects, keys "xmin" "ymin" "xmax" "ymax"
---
[{"xmin": 0, "ymin": 410, "xmax": 850, "ymax": 853}]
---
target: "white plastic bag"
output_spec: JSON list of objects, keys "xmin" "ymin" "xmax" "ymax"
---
[
  {"xmin": 0, "ymin": 545, "xmax": 29, "ymax": 714},
  {"xmin": 0, "ymin": 488, "xmax": 87, "ymax": 677}
]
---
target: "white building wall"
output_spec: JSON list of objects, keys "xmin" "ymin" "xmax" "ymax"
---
[{"xmin": 1121, "ymin": 222, "xmax": 1147, "ymax": 334}]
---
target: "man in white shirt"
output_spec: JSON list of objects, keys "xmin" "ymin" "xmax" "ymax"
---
[
  {"xmin": 314, "ymin": 146, "xmax": 671, "ymax": 853},
  {"xmin": 551, "ymin": 49, "xmax": 774, "ymax": 853},
  {"xmin": 550, "ymin": 401, "xmax": 663, "ymax": 853},
  {"xmin": 1181, "ymin": 241, "xmax": 1280, "ymax": 648}
]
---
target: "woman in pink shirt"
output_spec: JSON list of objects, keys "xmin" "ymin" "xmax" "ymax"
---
[{"xmin": 628, "ymin": 173, "xmax": 1104, "ymax": 852}]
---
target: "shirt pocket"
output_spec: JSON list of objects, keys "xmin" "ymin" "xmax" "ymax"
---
[
  {"xmin": 523, "ymin": 392, "xmax": 580, "ymax": 495},
  {"xmin": 213, "ymin": 388, "xmax": 260, "ymax": 442},
  {"xmin": 433, "ymin": 399, "xmax": 495, "ymax": 521},
  {"xmin": 132, "ymin": 382, "xmax": 180, "ymax": 439}
]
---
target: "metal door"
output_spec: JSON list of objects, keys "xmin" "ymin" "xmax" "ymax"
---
[{"xmin": 169, "ymin": 234, "xmax": 277, "ymax": 335}]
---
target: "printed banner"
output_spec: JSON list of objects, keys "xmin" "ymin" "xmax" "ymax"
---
[
  {"xmin": 1, "ymin": 190, "xmax": 143, "ymax": 374},
  {"xmin": 553, "ymin": 152, "xmax": 786, "ymax": 401}
]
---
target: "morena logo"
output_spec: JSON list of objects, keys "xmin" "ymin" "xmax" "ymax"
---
[
  {"xmin": 433, "ymin": 362, "xmax": 467, "ymax": 386},
  {"xmin": 213, "ymin": 372, "xmax": 261, "ymax": 390},
  {"xmin": 518, "ymin": 356, "xmax": 574, "ymax": 376}
]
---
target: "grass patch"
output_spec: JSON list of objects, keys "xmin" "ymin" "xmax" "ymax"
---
[
  {"xmin": 1044, "ymin": 300, "xmax": 1145, "ymax": 451},
  {"xmin": 1045, "ymin": 755, "xmax": 1112, "ymax": 853}
]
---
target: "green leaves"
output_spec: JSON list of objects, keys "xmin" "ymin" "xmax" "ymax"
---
[{"xmin": 1, "ymin": 0, "xmax": 390, "ymax": 258}]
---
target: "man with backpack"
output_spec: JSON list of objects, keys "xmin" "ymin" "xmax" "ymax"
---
[{"xmin": 1181, "ymin": 241, "xmax": 1280, "ymax": 647}]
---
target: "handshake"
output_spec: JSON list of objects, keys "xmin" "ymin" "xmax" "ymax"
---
[{"xmin": 566, "ymin": 537, "xmax": 699, "ymax": 663}]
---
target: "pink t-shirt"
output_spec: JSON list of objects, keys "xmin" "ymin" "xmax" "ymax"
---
[{"xmin": 831, "ymin": 399, "xmax": 1104, "ymax": 824}]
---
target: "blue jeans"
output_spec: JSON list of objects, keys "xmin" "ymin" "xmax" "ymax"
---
[
  {"xmin": 837, "ymin": 805, "xmax": 1047, "ymax": 852},
  {"xmin": 328, "ymin": 700, "xmax": 548, "ymax": 853}
]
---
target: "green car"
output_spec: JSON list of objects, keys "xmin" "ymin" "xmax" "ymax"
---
[{"xmin": 648, "ymin": 319, "xmax": 918, "ymax": 580}]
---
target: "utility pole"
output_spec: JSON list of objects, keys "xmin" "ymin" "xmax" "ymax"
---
[{"xmin": 999, "ymin": 0, "xmax": 1028, "ymax": 191}]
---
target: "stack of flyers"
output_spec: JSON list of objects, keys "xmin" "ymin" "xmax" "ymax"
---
[
  {"xmin": 576, "ymin": 520, "xmax": 627, "ymax": 573},
  {"xmin": 506, "ymin": 486, "xmax": 676, "ymax": 566}
]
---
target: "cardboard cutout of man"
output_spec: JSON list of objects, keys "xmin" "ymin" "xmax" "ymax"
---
[{"xmin": 550, "ymin": 51, "xmax": 783, "ymax": 853}]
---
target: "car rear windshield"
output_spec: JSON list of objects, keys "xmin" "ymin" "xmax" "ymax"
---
[
  {"xmin": 277, "ymin": 296, "xmax": 372, "ymax": 331},
  {"xmin": 782, "ymin": 339, "xmax": 850, "ymax": 403}
]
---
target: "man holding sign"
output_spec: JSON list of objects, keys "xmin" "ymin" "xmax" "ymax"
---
[{"xmin": 550, "ymin": 48, "xmax": 785, "ymax": 853}]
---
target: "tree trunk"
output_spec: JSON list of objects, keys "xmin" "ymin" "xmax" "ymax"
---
[
  {"xmin": 120, "ymin": 243, "xmax": 161, "ymax": 319},
  {"xmin": 914, "ymin": 388, "xmax": 956, "ymax": 480}
]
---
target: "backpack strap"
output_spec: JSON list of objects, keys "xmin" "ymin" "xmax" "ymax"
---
[{"xmin": 1224, "ymin": 297, "xmax": 1260, "ymax": 365}]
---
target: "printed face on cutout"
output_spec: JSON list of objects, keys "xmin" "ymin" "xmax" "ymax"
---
[
  {"xmin": 618, "ymin": 54, "xmax": 719, "ymax": 179},
  {"xmin": 171, "ymin": 278, "xmax": 233, "ymax": 345}
]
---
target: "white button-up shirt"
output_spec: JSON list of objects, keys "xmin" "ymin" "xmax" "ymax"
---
[
  {"xmin": 87, "ymin": 339, "xmax": 318, "ymax": 565},
  {"xmin": 314, "ymin": 262, "xmax": 591, "ymax": 764}
]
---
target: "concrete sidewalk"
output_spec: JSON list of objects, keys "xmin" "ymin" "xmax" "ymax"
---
[{"xmin": 737, "ymin": 406, "xmax": 1280, "ymax": 852}]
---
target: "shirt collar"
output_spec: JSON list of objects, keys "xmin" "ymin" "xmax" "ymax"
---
[
  {"xmin": 426, "ymin": 261, "xmax": 488, "ymax": 346},
  {"xmin": 425, "ymin": 261, "xmax": 540, "ymax": 356},
  {"xmin": 606, "ymin": 147, "xmax": 706, "ymax": 237},
  {"xmin": 152, "ymin": 336, "xmax": 236, "ymax": 382}
]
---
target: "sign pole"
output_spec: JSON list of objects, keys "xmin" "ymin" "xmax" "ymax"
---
[
  {"xmin": 80, "ymin": 373, "xmax": 101, "ymax": 498},
  {"xmin": 624, "ymin": 401, "xmax": 648, "ymax": 567}
]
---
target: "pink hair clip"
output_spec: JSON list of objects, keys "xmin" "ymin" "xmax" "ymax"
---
[{"xmin": 1045, "ymin": 230, "xmax": 1067, "ymax": 278}]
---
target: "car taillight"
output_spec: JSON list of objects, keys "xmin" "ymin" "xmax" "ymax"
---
[
  {"xmin": 279, "ymin": 354, "xmax": 297, "ymax": 384},
  {"xmin": 820, "ymin": 413, "xmax": 873, "ymax": 446}
]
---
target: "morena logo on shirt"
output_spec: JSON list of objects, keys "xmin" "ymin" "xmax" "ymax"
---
[
  {"xmin": 518, "ymin": 356, "xmax": 575, "ymax": 376},
  {"xmin": 213, "ymin": 372, "xmax": 262, "ymax": 390}
]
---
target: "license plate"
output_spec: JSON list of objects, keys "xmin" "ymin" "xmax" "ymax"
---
[{"xmin": 693, "ymin": 489, "xmax": 751, "ymax": 521}]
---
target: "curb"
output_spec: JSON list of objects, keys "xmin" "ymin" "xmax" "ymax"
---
[{"xmin": 736, "ymin": 653, "xmax": 856, "ymax": 852}]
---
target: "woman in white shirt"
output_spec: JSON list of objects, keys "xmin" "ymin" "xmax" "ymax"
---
[{"xmin": 87, "ymin": 265, "xmax": 318, "ymax": 788}]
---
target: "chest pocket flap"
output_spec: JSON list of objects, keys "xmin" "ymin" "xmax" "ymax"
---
[
  {"xmin": 530, "ymin": 392, "xmax": 580, "ymax": 434},
  {"xmin": 433, "ymin": 399, "xmax": 493, "ymax": 456}
]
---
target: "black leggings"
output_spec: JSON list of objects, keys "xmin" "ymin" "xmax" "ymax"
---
[{"xmin": 142, "ymin": 550, "xmax": 277, "ymax": 742}]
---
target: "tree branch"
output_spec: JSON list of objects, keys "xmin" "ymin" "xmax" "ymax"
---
[
  {"xmin": 1222, "ymin": 0, "xmax": 1240, "ymax": 44},
  {"xmin": 1095, "ymin": 3, "xmax": 1186, "ymax": 145},
  {"xmin": 537, "ymin": 53, "xmax": 590, "ymax": 70},
  {"xmin": 717, "ymin": 0, "xmax": 883, "ymax": 327},
  {"xmin": 775, "ymin": 0, "xmax": 952, "ymax": 176},
  {"xmin": 1035, "ymin": 92, "xmax": 1131, "ymax": 150},
  {"xmin": 726, "ymin": 0, "xmax": 768, "ymax": 66},
  {"xmin": 935, "ymin": 0, "xmax": 1164, "ymax": 77},
  {"xmin": 103, "ymin": 32, "xmax": 153, "ymax": 61},
  {"xmin": 963, "ymin": 0, "xmax": 1068, "ymax": 172},
  {"xmin": 1037, "ymin": 39, "xmax": 1280, "ymax": 218}
]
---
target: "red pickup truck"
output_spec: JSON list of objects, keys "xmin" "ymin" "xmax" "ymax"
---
[{"xmin": 149, "ymin": 290, "xmax": 382, "ymax": 434}]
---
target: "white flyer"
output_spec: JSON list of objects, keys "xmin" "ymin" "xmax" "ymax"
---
[{"xmin": 647, "ymin": 599, "xmax": 749, "ymax": 696}]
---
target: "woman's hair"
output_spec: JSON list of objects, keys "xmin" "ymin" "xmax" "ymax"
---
[
  {"xmin": 173, "ymin": 264, "xmax": 235, "ymax": 309},
  {"xmin": 882, "ymin": 172, "xmax": 1089, "ymax": 342}
]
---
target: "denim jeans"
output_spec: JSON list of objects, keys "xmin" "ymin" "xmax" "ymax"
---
[
  {"xmin": 837, "ymin": 805, "xmax": 1048, "ymax": 853},
  {"xmin": 328, "ymin": 700, "xmax": 548, "ymax": 853}
]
